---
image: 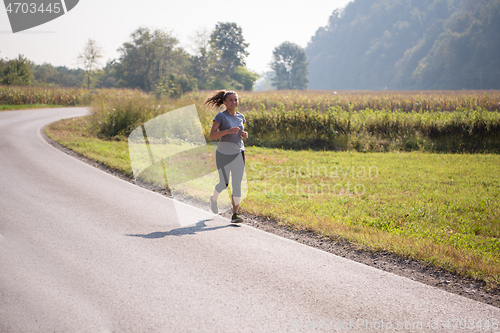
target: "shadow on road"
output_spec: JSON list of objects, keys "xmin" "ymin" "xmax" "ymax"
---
[{"xmin": 126, "ymin": 219, "xmax": 239, "ymax": 239}]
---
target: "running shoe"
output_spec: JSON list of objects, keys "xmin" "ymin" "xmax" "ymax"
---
[
  {"xmin": 210, "ymin": 195, "xmax": 218, "ymax": 214},
  {"xmin": 231, "ymin": 213, "xmax": 243, "ymax": 223}
]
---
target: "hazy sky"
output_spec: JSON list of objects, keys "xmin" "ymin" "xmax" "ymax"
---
[{"xmin": 0, "ymin": 0, "xmax": 352, "ymax": 74}]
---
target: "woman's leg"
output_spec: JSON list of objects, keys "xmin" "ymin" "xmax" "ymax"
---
[
  {"xmin": 214, "ymin": 151, "xmax": 231, "ymax": 196},
  {"xmin": 211, "ymin": 151, "xmax": 233, "ymax": 214},
  {"xmin": 230, "ymin": 151, "xmax": 245, "ymax": 214},
  {"xmin": 213, "ymin": 151, "xmax": 241, "ymax": 199}
]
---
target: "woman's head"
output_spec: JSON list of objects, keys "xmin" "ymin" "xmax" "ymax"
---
[{"xmin": 204, "ymin": 90, "xmax": 238, "ymax": 109}]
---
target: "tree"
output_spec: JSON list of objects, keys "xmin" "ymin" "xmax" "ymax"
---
[
  {"xmin": 210, "ymin": 22, "xmax": 249, "ymax": 78},
  {"xmin": 115, "ymin": 27, "xmax": 195, "ymax": 92},
  {"xmin": 30, "ymin": 63, "xmax": 84, "ymax": 87},
  {"xmin": 55, "ymin": 66, "xmax": 85, "ymax": 87},
  {"xmin": 231, "ymin": 66, "xmax": 260, "ymax": 91},
  {"xmin": 270, "ymin": 42, "xmax": 308, "ymax": 90},
  {"xmin": 78, "ymin": 39, "xmax": 103, "ymax": 89},
  {"xmin": 1, "ymin": 55, "xmax": 33, "ymax": 86},
  {"xmin": 189, "ymin": 28, "xmax": 216, "ymax": 89},
  {"xmin": 155, "ymin": 73, "xmax": 197, "ymax": 99},
  {"xmin": 188, "ymin": 23, "xmax": 255, "ymax": 90},
  {"xmin": 97, "ymin": 60, "xmax": 119, "ymax": 88},
  {"xmin": 0, "ymin": 51, "xmax": 6, "ymax": 76},
  {"xmin": 253, "ymin": 71, "xmax": 276, "ymax": 91},
  {"xmin": 412, "ymin": 0, "xmax": 500, "ymax": 89},
  {"xmin": 0, "ymin": 55, "xmax": 5, "ymax": 79},
  {"xmin": 32, "ymin": 63, "xmax": 60, "ymax": 86},
  {"xmin": 305, "ymin": 0, "xmax": 500, "ymax": 90}
]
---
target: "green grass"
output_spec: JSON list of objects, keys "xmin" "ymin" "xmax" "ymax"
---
[
  {"xmin": 0, "ymin": 104, "xmax": 68, "ymax": 111},
  {"xmin": 46, "ymin": 117, "xmax": 500, "ymax": 287},
  {"xmin": 46, "ymin": 117, "xmax": 132, "ymax": 175},
  {"xmin": 244, "ymin": 148, "xmax": 500, "ymax": 286}
]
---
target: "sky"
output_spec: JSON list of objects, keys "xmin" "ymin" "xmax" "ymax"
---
[{"xmin": 0, "ymin": 0, "xmax": 352, "ymax": 74}]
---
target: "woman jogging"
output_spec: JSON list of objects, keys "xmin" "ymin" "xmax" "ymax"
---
[{"xmin": 205, "ymin": 90, "xmax": 248, "ymax": 223}]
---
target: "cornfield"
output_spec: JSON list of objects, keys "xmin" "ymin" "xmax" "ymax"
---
[
  {"xmin": 244, "ymin": 107, "xmax": 500, "ymax": 152},
  {"xmin": 0, "ymin": 85, "xmax": 137, "ymax": 106},
  {"xmin": 80, "ymin": 89, "xmax": 500, "ymax": 153},
  {"xmin": 229, "ymin": 90, "xmax": 500, "ymax": 113}
]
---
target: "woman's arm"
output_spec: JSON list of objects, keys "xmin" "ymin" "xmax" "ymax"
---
[{"xmin": 209, "ymin": 121, "xmax": 240, "ymax": 140}]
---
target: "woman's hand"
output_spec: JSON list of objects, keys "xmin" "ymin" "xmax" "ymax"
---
[
  {"xmin": 226, "ymin": 127, "xmax": 241, "ymax": 135},
  {"xmin": 241, "ymin": 130, "xmax": 248, "ymax": 139},
  {"xmin": 210, "ymin": 122, "xmax": 239, "ymax": 140}
]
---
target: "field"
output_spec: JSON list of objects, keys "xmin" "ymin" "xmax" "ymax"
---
[
  {"xmin": 4, "ymin": 86, "xmax": 499, "ymax": 112},
  {"xmin": 0, "ymin": 85, "xmax": 140, "ymax": 107},
  {"xmin": 5, "ymin": 86, "xmax": 499, "ymax": 153},
  {"xmin": 34, "ymin": 88, "xmax": 500, "ymax": 286},
  {"xmin": 244, "ymin": 148, "xmax": 500, "ymax": 285},
  {"xmin": 219, "ymin": 90, "xmax": 500, "ymax": 113},
  {"xmin": 83, "ymin": 89, "xmax": 500, "ymax": 153}
]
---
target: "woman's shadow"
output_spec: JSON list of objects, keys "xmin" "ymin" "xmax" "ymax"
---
[{"xmin": 126, "ymin": 219, "xmax": 239, "ymax": 239}]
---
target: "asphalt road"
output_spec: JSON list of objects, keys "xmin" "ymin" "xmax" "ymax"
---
[{"xmin": 1, "ymin": 108, "xmax": 499, "ymax": 332}]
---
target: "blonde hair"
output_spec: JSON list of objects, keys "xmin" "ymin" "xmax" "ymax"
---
[{"xmin": 204, "ymin": 90, "xmax": 238, "ymax": 108}]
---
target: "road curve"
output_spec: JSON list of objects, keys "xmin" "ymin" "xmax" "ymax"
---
[{"xmin": 0, "ymin": 108, "xmax": 499, "ymax": 332}]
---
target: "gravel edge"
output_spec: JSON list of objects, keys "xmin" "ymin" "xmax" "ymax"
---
[{"xmin": 42, "ymin": 126, "xmax": 500, "ymax": 308}]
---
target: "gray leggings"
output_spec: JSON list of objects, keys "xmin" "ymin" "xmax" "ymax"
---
[{"xmin": 215, "ymin": 151, "xmax": 245, "ymax": 197}]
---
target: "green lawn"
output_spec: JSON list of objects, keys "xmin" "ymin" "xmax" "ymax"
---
[{"xmin": 46, "ymin": 117, "xmax": 500, "ymax": 287}]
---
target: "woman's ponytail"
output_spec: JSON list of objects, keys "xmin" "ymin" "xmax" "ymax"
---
[{"xmin": 204, "ymin": 90, "xmax": 237, "ymax": 108}]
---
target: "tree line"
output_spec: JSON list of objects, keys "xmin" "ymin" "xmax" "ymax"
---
[
  {"xmin": 4, "ymin": 0, "xmax": 500, "ymax": 92},
  {"xmin": 307, "ymin": 0, "xmax": 500, "ymax": 90},
  {"xmin": 1, "ymin": 22, "xmax": 310, "ymax": 94}
]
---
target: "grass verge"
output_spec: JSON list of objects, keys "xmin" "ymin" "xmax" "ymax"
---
[
  {"xmin": 0, "ymin": 104, "xmax": 69, "ymax": 111},
  {"xmin": 46, "ymin": 116, "xmax": 500, "ymax": 288}
]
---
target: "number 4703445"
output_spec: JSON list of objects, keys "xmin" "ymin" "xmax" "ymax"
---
[{"xmin": 5, "ymin": 2, "xmax": 62, "ymax": 14}]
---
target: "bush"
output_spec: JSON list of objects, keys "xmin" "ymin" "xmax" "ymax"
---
[
  {"xmin": 87, "ymin": 90, "xmax": 161, "ymax": 138},
  {"xmin": 244, "ymin": 107, "xmax": 500, "ymax": 153}
]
